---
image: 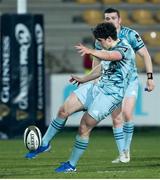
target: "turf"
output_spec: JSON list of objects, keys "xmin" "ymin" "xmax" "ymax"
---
[{"xmin": 0, "ymin": 128, "xmax": 160, "ymax": 178}]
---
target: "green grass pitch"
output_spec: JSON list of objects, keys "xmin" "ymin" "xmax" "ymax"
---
[{"xmin": 0, "ymin": 128, "xmax": 160, "ymax": 178}]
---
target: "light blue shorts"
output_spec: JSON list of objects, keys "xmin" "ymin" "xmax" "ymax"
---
[
  {"xmin": 124, "ymin": 78, "xmax": 139, "ymax": 98},
  {"xmin": 74, "ymin": 83, "xmax": 122, "ymax": 122}
]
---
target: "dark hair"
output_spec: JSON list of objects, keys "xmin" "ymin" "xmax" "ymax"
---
[
  {"xmin": 92, "ymin": 22, "xmax": 117, "ymax": 41},
  {"xmin": 104, "ymin": 8, "xmax": 120, "ymax": 18}
]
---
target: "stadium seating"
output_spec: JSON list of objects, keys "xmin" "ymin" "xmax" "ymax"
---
[
  {"xmin": 149, "ymin": 0, "xmax": 160, "ymax": 3},
  {"xmin": 143, "ymin": 31, "xmax": 160, "ymax": 47},
  {"xmin": 155, "ymin": 11, "xmax": 160, "ymax": 22},
  {"xmin": 153, "ymin": 52, "xmax": 160, "ymax": 66},
  {"xmin": 82, "ymin": 10, "xmax": 103, "ymax": 25},
  {"xmin": 0, "ymin": 0, "xmax": 157, "ymax": 73},
  {"xmin": 135, "ymin": 54, "xmax": 145, "ymax": 72},
  {"xmin": 125, "ymin": 0, "xmax": 147, "ymax": 3},
  {"xmin": 76, "ymin": 0, "xmax": 97, "ymax": 4},
  {"xmin": 119, "ymin": 10, "xmax": 133, "ymax": 26},
  {"xmin": 100, "ymin": 0, "xmax": 121, "ymax": 4},
  {"xmin": 131, "ymin": 10, "xmax": 156, "ymax": 25}
]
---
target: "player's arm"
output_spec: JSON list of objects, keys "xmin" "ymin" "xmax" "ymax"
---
[
  {"xmin": 130, "ymin": 30, "xmax": 155, "ymax": 92},
  {"xmin": 92, "ymin": 40, "xmax": 101, "ymax": 69},
  {"xmin": 75, "ymin": 43, "xmax": 122, "ymax": 61},
  {"xmin": 137, "ymin": 46, "xmax": 155, "ymax": 92},
  {"xmin": 137, "ymin": 46, "xmax": 152, "ymax": 73},
  {"xmin": 92, "ymin": 56, "xmax": 100, "ymax": 69},
  {"xmin": 70, "ymin": 64, "xmax": 101, "ymax": 85},
  {"xmin": 92, "ymin": 56, "xmax": 101, "ymax": 83},
  {"xmin": 130, "ymin": 30, "xmax": 153, "ymax": 73}
]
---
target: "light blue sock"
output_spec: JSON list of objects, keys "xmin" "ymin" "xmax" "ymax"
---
[
  {"xmin": 123, "ymin": 121, "xmax": 134, "ymax": 151},
  {"xmin": 42, "ymin": 117, "xmax": 65, "ymax": 146},
  {"xmin": 68, "ymin": 135, "xmax": 89, "ymax": 167},
  {"xmin": 113, "ymin": 127, "xmax": 125, "ymax": 154}
]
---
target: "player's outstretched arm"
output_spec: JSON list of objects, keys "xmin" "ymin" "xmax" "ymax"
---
[
  {"xmin": 92, "ymin": 56, "xmax": 100, "ymax": 69},
  {"xmin": 75, "ymin": 43, "xmax": 122, "ymax": 61},
  {"xmin": 69, "ymin": 64, "xmax": 101, "ymax": 85},
  {"xmin": 137, "ymin": 47, "xmax": 155, "ymax": 92}
]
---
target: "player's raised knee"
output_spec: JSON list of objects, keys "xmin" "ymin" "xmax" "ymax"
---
[{"xmin": 58, "ymin": 107, "xmax": 69, "ymax": 119}]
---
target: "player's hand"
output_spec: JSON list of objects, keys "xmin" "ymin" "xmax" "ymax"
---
[
  {"xmin": 145, "ymin": 79, "xmax": 155, "ymax": 92},
  {"xmin": 69, "ymin": 74, "xmax": 85, "ymax": 86},
  {"xmin": 75, "ymin": 43, "xmax": 91, "ymax": 56}
]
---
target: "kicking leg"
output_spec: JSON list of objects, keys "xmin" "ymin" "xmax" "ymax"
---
[
  {"xmin": 25, "ymin": 93, "xmax": 84, "ymax": 159},
  {"xmin": 42, "ymin": 93, "xmax": 84, "ymax": 146}
]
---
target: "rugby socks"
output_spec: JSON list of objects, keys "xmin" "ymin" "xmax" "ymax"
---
[
  {"xmin": 113, "ymin": 127, "xmax": 125, "ymax": 154},
  {"xmin": 123, "ymin": 121, "xmax": 134, "ymax": 151},
  {"xmin": 68, "ymin": 135, "xmax": 89, "ymax": 167},
  {"xmin": 42, "ymin": 117, "xmax": 66, "ymax": 146}
]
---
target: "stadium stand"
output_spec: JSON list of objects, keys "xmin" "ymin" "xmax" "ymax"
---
[
  {"xmin": 135, "ymin": 55, "xmax": 146, "ymax": 72},
  {"xmin": 131, "ymin": 9, "xmax": 156, "ymax": 25},
  {"xmin": 155, "ymin": 11, "xmax": 160, "ymax": 22},
  {"xmin": 76, "ymin": 0, "xmax": 97, "ymax": 4},
  {"xmin": 149, "ymin": 0, "xmax": 160, "ymax": 3},
  {"xmin": 100, "ymin": 0, "xmax": 122, "ymax": 4},
  {"xmin": 153, "ymin": 52, "xmax": 160, "ymax": 70},
  {"xmin": 154, "ymin": 52, "xmax": 160, "ymax": 62},
  {"xmin": 0, "ymin": 0, "xmax": 159, "ymax": 73},
  {"xmin": 119, "ymin": 10, "xmax": 133, "ymax": 26},
  {"xmin": 143, "ymin": 31, "xmax": 160, "ymax": 47},
  {"xmin": 125, "ymin": 0, "xmax": 147, "ymax": 4},
  {"xmin": 82, "ymin": 9, "xmax": 103, "ymax": 25}
]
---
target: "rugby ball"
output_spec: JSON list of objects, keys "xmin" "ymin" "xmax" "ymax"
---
[{"xmin": 24, "ymin": 125, "xmax": 42, "ymax": 151}]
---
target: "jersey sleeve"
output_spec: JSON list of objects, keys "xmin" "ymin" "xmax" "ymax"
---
[{"xmin": 128, "ymin": 30, "xmax": 145, "ymax": 52}]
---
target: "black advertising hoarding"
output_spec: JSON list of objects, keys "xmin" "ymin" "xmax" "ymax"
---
[
  {"xmin": 33, "ymin": 15, "xmax": 45, "ymax": 133},
  {"xmin": 11, "ymin": 14, "xmax": 37, "ymax": 136},
  {"xmin": 0, "ymin": 14, "xmax": 45, "ymax": 137},
  {"xmin": 0, "ymin": 15, "xmax": 12, "ymax": 136}
]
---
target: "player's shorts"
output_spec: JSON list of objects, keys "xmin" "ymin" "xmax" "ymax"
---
[
  {"xmin": 74, "ymin": 83, "xmax": 122, "ymax": 122},
  {"xmin": 124, "ymin": 78, "xmax": 139, "ymax": 98}
]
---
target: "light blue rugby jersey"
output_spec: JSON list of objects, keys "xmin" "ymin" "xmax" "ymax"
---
[
  {"xmin": 118, "ymin": 26, "xmax": 144, "ymax": 52},
  {"xmin": 95, "ymin": 26, "xmax": 145, "ymax": 81},
  {"xmin": 97, "ymin": 39, "xmax": 135, "ymax": 98}
]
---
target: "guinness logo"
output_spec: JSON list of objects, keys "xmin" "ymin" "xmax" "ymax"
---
[
  {"xmin": 16, "ymin": 110, "xmax": 28, "ymax": 120},
  {"xmin": 37, "ymin": 111, "xmax": 43, "ymax": 120},
  {"xmin": 0, "ymin": 104, "xmax": 10, "ymax": 117}
]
